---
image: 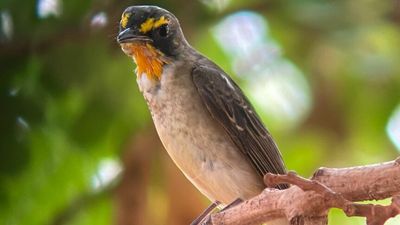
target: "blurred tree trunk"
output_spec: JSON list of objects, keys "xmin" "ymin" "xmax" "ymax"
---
[
  {"xmin": 164, "ymin": 154, "xmax": 208, "ymax": 225},
  {"xmin": 114, "ymin": 128, "xmax": 157, "ymax": 225},
  {"xmin": 114, "ymin": 127, "xmax": 207, "ymax": 225}
]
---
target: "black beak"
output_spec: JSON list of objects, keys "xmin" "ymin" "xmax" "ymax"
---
[{"xmin": 117, "ymin": 28, "xmax": 152, "ymax": 44}]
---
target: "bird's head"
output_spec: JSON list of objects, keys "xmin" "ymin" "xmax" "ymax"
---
[{"xmin": 117, "ymin": 6, "xmax": 187, "ymax": 80}]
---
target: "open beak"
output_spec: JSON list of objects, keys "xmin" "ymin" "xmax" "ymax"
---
[{"xmin": 117, "ymin": 28, "xmax": 152, "ymax": 44}]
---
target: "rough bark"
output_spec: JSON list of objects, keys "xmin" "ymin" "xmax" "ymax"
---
[{"xmin": 206, "ymin": 157, "xmax": 400, "ymax": 225}]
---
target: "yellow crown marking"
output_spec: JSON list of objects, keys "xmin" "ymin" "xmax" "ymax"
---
[
  {"xmin": 153, "ymin": 16, "xmax": 169, "ymax": 29},
  {"xmin": 121, "ymin": 12, "xmax": 131, "ymax": 28},
  {"xmin": 139, "ymin": 16, "xmax": 169, "ymax": 33},
  {"xmin": 139, "ymin": 18, "xmax": 155, "ymax": 33}
]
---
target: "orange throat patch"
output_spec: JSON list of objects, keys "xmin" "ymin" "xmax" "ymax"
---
[{"xmin": 120, "ymin": 43, "xmax": 169, "ymax": 80}]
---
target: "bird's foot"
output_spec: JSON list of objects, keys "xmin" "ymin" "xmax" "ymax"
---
[
  {"xmin": 190, "ymin": 201, "xmax": 220, "ymax": 225},
  {"xmin": 190, "ymin": 198, "xmax": 244, "ymax": 225},
  {"xmin": 220, "ymin": 198, "xmax": 243, "ymax": 212}
]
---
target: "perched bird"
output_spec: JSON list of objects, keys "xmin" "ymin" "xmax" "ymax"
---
[{"xmin": 117, "ymin": 5, "xmax": 287, "ymax": 223}]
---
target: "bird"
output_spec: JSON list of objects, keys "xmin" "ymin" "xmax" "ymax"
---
[{"xmin": 117, "ymin": 5, "xmax": 288, "ymax": 224}]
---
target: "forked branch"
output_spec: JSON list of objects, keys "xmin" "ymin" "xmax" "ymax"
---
[{"xmin": 205, "ymin": 157, "xmax": 400, "ymax": 225}]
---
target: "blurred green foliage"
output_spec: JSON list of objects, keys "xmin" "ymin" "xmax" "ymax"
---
[{"xmin": 1, "ymin": 0, "xmax": 399, "ymax": 225}]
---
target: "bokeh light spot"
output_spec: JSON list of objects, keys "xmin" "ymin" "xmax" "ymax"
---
[
  {"xmin": 9, "ymin": 87, "xmax": 20, "ymax": 97},
  {"xmin": 200, "ymin": 0, "xmax": 231, "ymax": 11},
  {"xmin": 91, "ymin": 158, "xmax": 122, "ymax": 191},
  {"xmin": 91, "ymin": 12, "xmax": 108, "ymax": 28},
  {"xmin": 213, "ymin": 11, "xmax": 312, "ymax": 130},
  {"xmin": 37, "ymin": 0, "xmax": 62, "ymax": 19},
  {"xmin": 387, "ymin": 104, "xmax": 400, "ymax": 151},
  {"xmin": 250, "ymin": 60, "xmax": 311, "ymax": 129},
  {"xmin": 0, "ymin": 10, "xmax": 13, "ymax": 41},
  {"xmin": 16, "ymin": 116, "xmax": 30, "ymax": 142},
  {"xmin": 214, "ymin": 11, "xmax": 268, "ymax": 58}
]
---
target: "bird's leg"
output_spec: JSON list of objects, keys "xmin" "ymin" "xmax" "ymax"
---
[
  {"xmin": 220, "ymin": 198, "xmax": 243, "ymax": 212},
  {"xmin": 190, "ymin": 201, "xmax": 221, "ymax": 225},
  {"xmin": 199, "ymin": 198, "xmax": 244, "ymax": 225}
]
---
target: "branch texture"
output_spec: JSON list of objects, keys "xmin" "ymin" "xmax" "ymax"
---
[{"xmin": 206, "ymin": 157, "xmax": 400, "ymax": 225}]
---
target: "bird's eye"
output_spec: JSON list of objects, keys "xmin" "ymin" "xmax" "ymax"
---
[{"xmin": 158, "ymin": 24, "xmax": 169, "ymax": 38}]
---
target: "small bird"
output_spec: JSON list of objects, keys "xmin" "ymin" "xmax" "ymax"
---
[{"xmin": 117, "ymin": 5, "xmax": 287, "ymax": 223}]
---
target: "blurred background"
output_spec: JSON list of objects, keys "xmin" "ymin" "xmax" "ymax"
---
[{"xmin": 1, "ymin": 0, "xmax": 400, "ymax": 224}]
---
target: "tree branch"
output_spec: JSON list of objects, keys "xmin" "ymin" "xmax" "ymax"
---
[{"xmin": 206, "ymin": 157, "xmax": 400, "ymax": 225}]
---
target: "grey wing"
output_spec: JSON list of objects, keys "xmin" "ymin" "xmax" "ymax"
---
[{"xmin": 191, "ymin": 65, "xmax": 287, "ymax": 189}]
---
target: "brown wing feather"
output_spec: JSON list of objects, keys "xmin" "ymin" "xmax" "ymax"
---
[{"xmin": 192, "ymin": 65, "xmax": 288, "ymax": 189}]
